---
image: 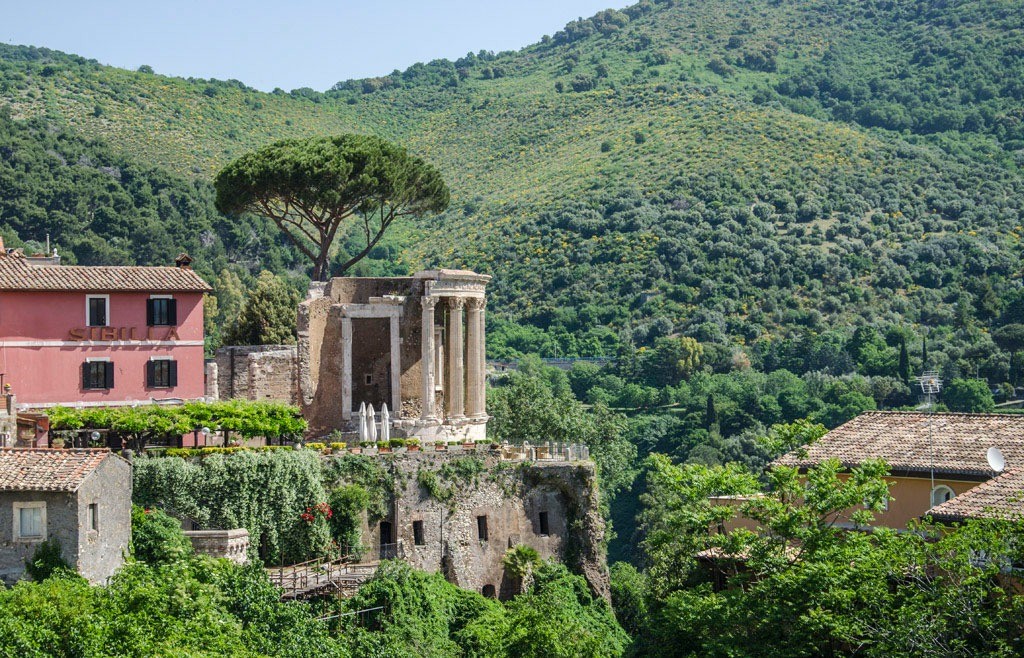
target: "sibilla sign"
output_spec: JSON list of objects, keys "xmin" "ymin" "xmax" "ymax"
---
[{"xmin": 68, "ymin": 327, "xmax": 181, "ymax": 341}]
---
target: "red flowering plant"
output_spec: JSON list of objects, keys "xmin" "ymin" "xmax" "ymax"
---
[{"xmin": 300, "ymin": 502, "xmax": 333, "ymax": 524}]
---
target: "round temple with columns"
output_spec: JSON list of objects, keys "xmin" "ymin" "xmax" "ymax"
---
[{"xmin": 297, "ymin": 269, "xmax": 491, "ymax": 441}]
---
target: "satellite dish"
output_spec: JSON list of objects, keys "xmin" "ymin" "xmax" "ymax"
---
[{"xmin": 987, "ymin": 446, "xmax": 1006, "ymax": 473}]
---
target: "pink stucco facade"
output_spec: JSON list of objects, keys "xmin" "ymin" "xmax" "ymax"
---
[{"xmin": 0, "ymin": 290, "xmax": 206, "ymax": 407}]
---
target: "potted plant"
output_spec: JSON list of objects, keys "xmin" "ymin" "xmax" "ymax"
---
[
  {"xmin": 349, "ymin": 442, "xmax": 362, "ymax": 454},
  {"xmin": 330, "ymin": 442, "xmax": 346, "ymax": 454},
  {"xmin": 377, "ymin": 440, "xmax": 391, "ymax": 453},
  {"xmin": 51, "ymin": 437, "xmax": 65, "ymax": 449},
  {"xmin": 434, "ymin": 440, "xmax": 447, "ymax": 451},
  {"xmin": 461, "ymin": 438, "xmax": 476, "ymax": 450},
  {"xmin": 389, "ymin": 438, "xmax": 406, "ymax": 452},
  {"xmin": 407, "ymin": 438, "xmax": 422, "ymax": 452},
  {"xmin": 361, "ymin": 440, "xmax": 376, "ymax": 454}
]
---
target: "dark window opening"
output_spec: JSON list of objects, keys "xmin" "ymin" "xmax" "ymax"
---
[
  {"xmin": 88, "ymin": 503, "xmax": 98, "ymax": 532},
  {"xmin": 539, "ymin": 511, "xmax": 550, "ymax": 536},
  {"xmin": 147, "ymin": 360, "xmax": 177, "ymax": 388},
  {"xmin": 379, "ymin": 521, "xmax": 395, "ymax": 559},
  {"xmin": 482, "ymin": 584, "xmax": 496, "ymax": 598},
  {"xmin": 83, "ymin": 361, "xmax": 114, "ymax": 390},
  {"xmin": 87, "ymin": 297, "xmax": 107, "ymax": 327},
  {"xmin": 413, "ymin": 520, "xmax": 425, "ymax": 546},
  {"xmin": 477, "ymin": 515, "xmax": 488, "ymax": 542},
  {"xmin": 147, "ymin": 298, "xmax": 177, "ymax": 326},
  {"xmin": 365, "ymin": 374, "xmax": 373, "ymax": 385}
]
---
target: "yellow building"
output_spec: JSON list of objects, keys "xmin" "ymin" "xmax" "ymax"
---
[{"xmin": 774, "ymin": 411, "xmax": 1024, "ymax": 528}]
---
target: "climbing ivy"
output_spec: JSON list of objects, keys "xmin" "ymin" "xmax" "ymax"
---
[{"xmin": 132, "ymin": 449, "xmax": 331, "ymax": 564}]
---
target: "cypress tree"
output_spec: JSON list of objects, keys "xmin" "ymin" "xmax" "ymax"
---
[
  {"xmin": 898, "ymin": 337, "xmax": 910, "ymax": 383},
  {"xmin": 706, "ymin": 395, "xmax": 718, "ymax": 429}
]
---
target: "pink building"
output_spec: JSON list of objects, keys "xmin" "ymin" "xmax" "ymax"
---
[{"xmin": 0, "ymin": 251, "xmax": 210, "ymax": 410}]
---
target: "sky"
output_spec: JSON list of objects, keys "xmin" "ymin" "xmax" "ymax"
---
[{"xmin": 3, "ymin": 1, "xmax": 632, "ymax": 92}]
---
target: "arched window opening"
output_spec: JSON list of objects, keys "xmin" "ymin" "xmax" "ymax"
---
[{"xmin": 931, "ymin": 485, "xmax": 955, "ymax": 508}]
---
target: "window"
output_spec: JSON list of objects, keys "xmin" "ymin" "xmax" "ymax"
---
[
  {"xmin": 413, "ymin": 520, "xmax": 425, "ymax": 546},
  {"xmin": 538, "ymin": 511, "xmax": 550, "ymax": 536},
  {"xmin": 147, "ymin": 359, "xmax": 177, "ymax": 388},
  {"xmin": 83, "ymin": 360, "xmax": 114, "ymax": 390},
  {"xmin": 365, "ymin": 374, "xmax": 373, "ymax": 385},
  {"xmin": 931, "ymin": 485, "xmax": 955, "ymax": 508},
  {"xmin": 476, "ymin": 515, "xmax": 488, "ymax": 542},
  {"xmin": 86, "ymin": 295, "xmax": 108, "ymax": 327},
  {"xmin": 482, "ymin": 584, "xmax": 496, "ymax": 598},
  {"xmin": 147, "ymin": 297, "xmax": 177, "ymax": 326},
  {"xmin": 88, "ymin": 503, "xmax": 99, "ymax": 532},
  {"xmin": 13, "ymin": 502, "xmax": 45, "ymax": 541}
]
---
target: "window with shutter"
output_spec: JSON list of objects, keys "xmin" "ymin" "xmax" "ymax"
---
[
  {"xmin": 86, "ymin": 296, "xmax": 108, "ymax": 327},
  {"xmin": 148, "ymin": 298, "xmax": 176, "ymax": 326},
  {"xmin": 148, "ymin": 360, "xmax": 175, "ymax": 388},
  {"xmin": 83, "ymin": 362, "xmax": 112, "ymax": 390}
]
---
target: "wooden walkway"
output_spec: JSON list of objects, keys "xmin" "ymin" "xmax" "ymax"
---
[{"xmin": 267, "ymin": 558, "xmax": 380, "ymax": 600}]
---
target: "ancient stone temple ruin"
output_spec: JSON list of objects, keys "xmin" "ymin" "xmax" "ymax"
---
[{"xmin": 298, "ymin": 270, "xmax": 490, "ymax": 441}]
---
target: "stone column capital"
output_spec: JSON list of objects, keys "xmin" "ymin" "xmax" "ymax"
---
[
  {"xmin": 466, "ymin": 297, "xmax": 486, "ymax": 311},
  {"xmin": 448, "ymin": 296, "xmax": 466, "ymax": 311},
  {"xmin": 421, "ymin": 295, "xmax": 439, "ymax": 310}
]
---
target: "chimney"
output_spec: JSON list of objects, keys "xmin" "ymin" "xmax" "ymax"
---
[{"xmin": 174, "ymin": 253, "xmax": 194, "ymax": 270}]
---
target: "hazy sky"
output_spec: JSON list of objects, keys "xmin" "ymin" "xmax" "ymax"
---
[{"xmin": 3, "ymin": 1, "xmax": 631, "ymax": 91}]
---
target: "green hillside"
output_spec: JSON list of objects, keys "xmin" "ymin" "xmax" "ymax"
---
[{"xmin": 1, "ymin": 0, "xmax": 1023, "ymax": 359}]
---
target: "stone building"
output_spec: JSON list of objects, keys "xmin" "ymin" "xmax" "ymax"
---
[
  {"xmin": 299, "ymin": 270, "xmax": 491, "ymax": 441},
  {"xmin": 0, "ymin": 449, "xmax": 131, "ymax": 585},
  {"xmin": 349, "ymin": 449, "xmax": 609, "ymax": 602}
]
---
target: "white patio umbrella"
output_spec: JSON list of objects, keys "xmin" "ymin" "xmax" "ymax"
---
[
  {"xmin": 358, "ymin": 402, "xmax": 367, "ymax": 442},
  {"xmin": 367, "ymin": 404, "xmax": 377, "ymax": 443},
  {"xmin": 380, "ymin": 404, "xmax": 390, "ymax": 442}
]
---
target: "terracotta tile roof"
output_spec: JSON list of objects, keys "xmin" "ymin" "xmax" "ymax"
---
[
  {"xmin": 927, "ymin": 469, "xmax": 1024, "ymax": 522},
  {"xmin": 774, "ymin": 411, "xmax": 1024, "ymax": 479},
  {"xmin": 0, "ymin": 449, "xmax": 116, "ymax": 492},
  {"xmin": 0, "ymin": 254, "xmax": 211, "ymax": 292}
]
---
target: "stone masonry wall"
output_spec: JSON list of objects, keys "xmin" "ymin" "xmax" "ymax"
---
[
  {"xmin": 185, "ymin": 528, "xmax": 250, "ymax": 564},
  {"xmin": 214, "ymin": 345, "xmax": 298, "ymax": 404},
  {"xmin": 343, "ymin": 451, "xmax": 609, "ymax": 602},
  {"xmin": 74, "ymin": 455, "xmax": 132, "ymax": 584},
  {"xmin": 0, "ymin": 490, "xmax": 73, "ymax": 585}
]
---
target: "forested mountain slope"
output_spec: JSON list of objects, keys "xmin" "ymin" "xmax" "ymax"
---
[{"xmin": 1, "ymin": 0, "xmax": 1023, "ymax": 358}]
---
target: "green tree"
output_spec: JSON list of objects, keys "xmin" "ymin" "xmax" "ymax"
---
[
  {"xmin": 943, "ymin": 378, "xmax": 995, "ymax": 412},
  {"xmin": 898, "ymin": 336, "xmax": 910, "ymax": 383},
  {"xmin": 224, "ymin": 271, "xmax": 299, "ymax": 346},
  {"xmin": 130, "ymin": 505, "xmax": 193, "ymax": 564},
  {"xmin": 214, "ymin": 134, "xmax": 449, "ymax": 280}
]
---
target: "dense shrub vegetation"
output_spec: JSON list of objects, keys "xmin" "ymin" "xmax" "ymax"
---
[{"xmin": 614, "ymin": 455, "xmax": 1024, "ymax": 657}]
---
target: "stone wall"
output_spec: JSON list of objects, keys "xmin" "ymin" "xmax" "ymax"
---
[
  {"xmin": 184, "ymin": 528, "xmax": 250, "ymax": 564},
  {"xmin": 340, "ymin": 451, "xmax": 609, "ymax": 602},
  {"xmin": 75, "ymin": 455, "xmax": 132, "ymax": 584},
  {"xmin": 214, "ymin": 345, "xmax": 298, "ymax": 404},
  {"xmin": 0, "ymin": 490, "xmax": 73, "ymax": 585}
]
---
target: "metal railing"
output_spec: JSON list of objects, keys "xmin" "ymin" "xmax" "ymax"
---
[{"xmin": 267, "ymin": 557, "xmax": 379, "ymax": 599}]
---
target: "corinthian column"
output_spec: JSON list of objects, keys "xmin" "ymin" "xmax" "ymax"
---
[
  {"xmin": 446, "ymin": 297, "xmax": 466, "ymax": 420},
  {"xmin": 466, "ymin": 297, "xmax": 485, "ymax": 418},
  {"xmin": 420, "ymin": 296, "xmax": 438, "ymax": 421}
]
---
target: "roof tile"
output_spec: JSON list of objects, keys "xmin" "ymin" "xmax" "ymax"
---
[
  {"xmin": 927, "ymin": 469, "xmax": 1024, "ymax": 522},
  {"xmin": 0, "ymin": 254, "xmax": 211, "ymax": 292},
  {"xmin": 774, "ymin": 411, "xmax": 1024, "ymax": 478},
  {"xmin": 0, "ymin": 449, "xmax": 116, "ymax": 492}
]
